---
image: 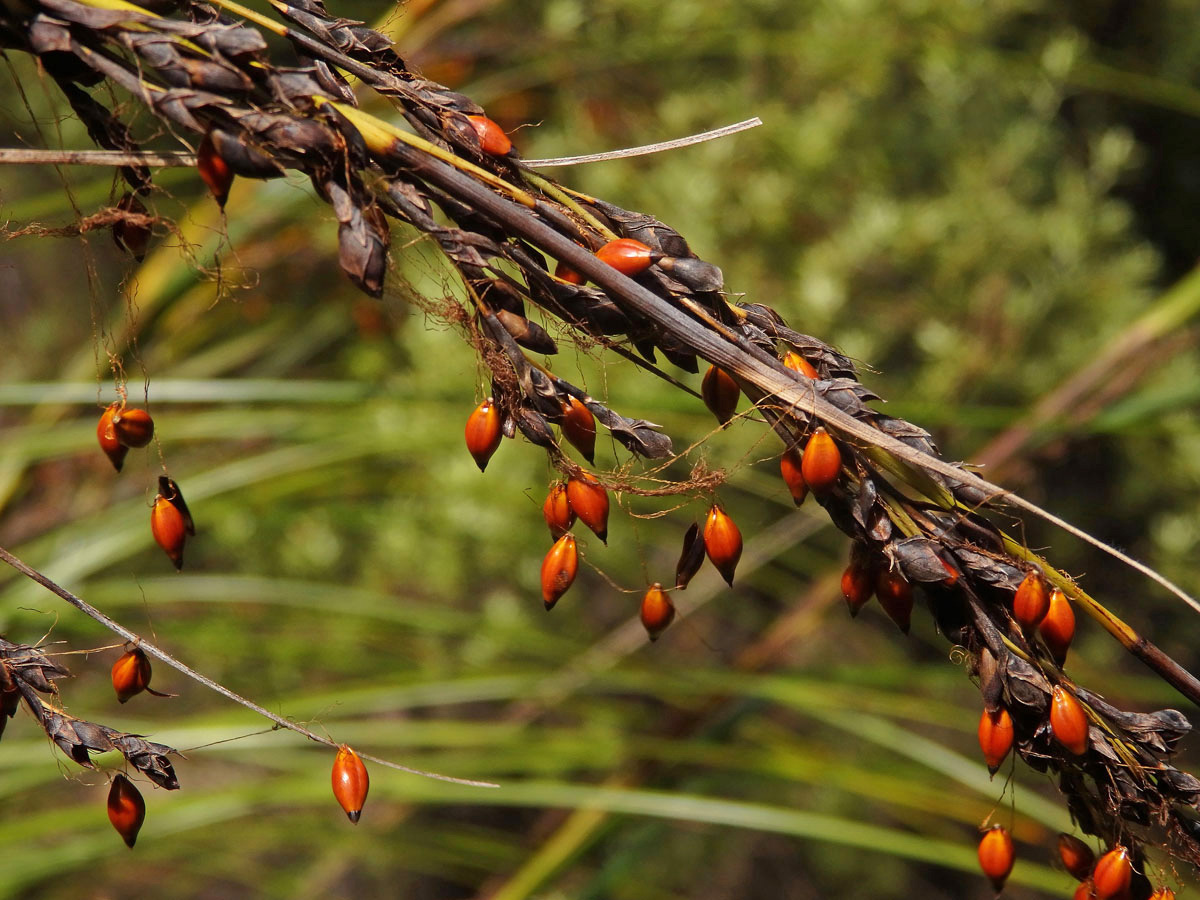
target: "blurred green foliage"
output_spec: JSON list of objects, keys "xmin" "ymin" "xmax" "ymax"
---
[{"xmin": 0, "ymin": 0, "xmax": 1199, "ymax": 897}]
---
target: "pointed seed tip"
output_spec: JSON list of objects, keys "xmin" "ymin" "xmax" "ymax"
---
[{"xmin": 346, "ymin": 810, "xmax": 361, "ymax": 824}]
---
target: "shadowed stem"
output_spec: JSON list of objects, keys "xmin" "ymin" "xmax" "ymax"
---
[{"xmin": 0, "ymin": 544, "xmax": 497, "ymax": 789}]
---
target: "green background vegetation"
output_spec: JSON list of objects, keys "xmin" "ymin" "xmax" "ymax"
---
[{"xmin": 1, "ymin": 0, "xmax": 1200, "ymax": 896}]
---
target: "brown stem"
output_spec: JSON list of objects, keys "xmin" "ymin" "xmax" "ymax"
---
[{"xmin": 0, "ymin": 148, "xmax": 196, "ymax": 167}]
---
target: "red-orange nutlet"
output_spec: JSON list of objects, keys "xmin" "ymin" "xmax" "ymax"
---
[
  {"xmin": 560, "ymin": 395, "xmax": 597, "ymax": 463},
  {"xmin": 464, "ymin": 397, "xmax": 503, "ymax": 472},
  {"xmin": 331, "ymin": 745, "xmax": 370, "ymax": 824},
  {"xmin": 111, "ymin": 647, "xmax": 152, "ymax": 704},
  {"xmin": 779, "ymin": 448, "xmax": 808, "ymax": 506},
  {"xmin": 977, "ymin": 824, "xmax": 1015, "ymax": 893},
  {"xmin": 1039, "ymin": 587, "xmax": 1076, "ymax": 667},
  {"xmin": 977, "ymin": 706, "xmax": 1014, "ymax": 775},
  {"xmin": 554, "ymin": 260, "xmax": 584, "ymax": 285},
  {"xmin": 800, "ymin": 428, "xmax": 841, "ymax": 493},
  {"xmin": 1149, "ymin": 887, "xmax": 1176, "ymax": 900},
  {"xmin": 113, "ymin": 407, "xmax": 155, "ymax": 449},
  {"xmin": 595, "ymin": 238, "xmax": 655, "ymax": 277},
  {"xmin": 543, "ymin": 482, "xmax": 575, "ymax": 540},
  {"xmin": 1058, "ymin": 833, "xmax": 1096, "ymax": 882},
  {"xmin": 639, "ymin": 583, "xmax": 676, "ymax": 641},
  {"xmin": 1012, "ymin": 569, "xmax": 1050, "ymax": 630},
  {"xmin": 540, "ymin": 533, "xmax": 578, "ymax": 610},
  {"xmin": 97, "ymin": 404, "xmax": 128, "ymax": 472},
  {"xmin": 197, "ymin": 131, "xmax": 233, "ymax": 207},
  {"xmin": 466, "ymin": 114, "xmax": 513, "ymax": 156},
  {"xmin": 1091, "ymin": 846, "xmax": 1132, "ymax": 900},
  {"xmin": 840, "ymin": 556, "xmax": 873, "ymax": 618},
  {"xmin": 1050, "ymin": 685, "xmax": 1089, "ymax": 756},
  {"xmin": 703, "ymin": 504, "xmax": 742, "ymax": 587},
  {"xmin": 151, "ymin": 494, "xmax": 188, "ymax": 571},
  {"xmin": 782, "ymin": 350, "xmax": 818, "ymax": 379},
  {"xmin": 1073, "ymin": 879, "xmax": 1096, "ymax": 900},
  {"xmin": 701, "ymin": 365, "xmax": 740, "ymax": 426},
  {"xmin": 566, "ymin": 472, "xmax": 609, "ymax": 543},
  {"xmin": 107, "ymin": 773, "xmax": 146, "ymax": 848}
]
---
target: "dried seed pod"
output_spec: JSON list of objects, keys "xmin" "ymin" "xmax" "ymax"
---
[
  {"xmin": 197, "ymin": 131, "xmax": 233, "ymax": 207},
  {"xmin": 1050, "ymin": 686, "xmax": 1089, "ymax": 756},
  {"xmin": 595, "ymin": 238, "xmax": 656, "ymax": 277},
  {"xmin": 1012, "ymin": 570, "xmax": 1050, "ymax": 630},
  {"xmin": 782, "ymin": 350, "xmax": 818, "ymax": 379},
  {"xmin": 555, "ymin": 260, "xmax": 584, "ymax": 285},
  {"xmin": 1039, "ymin": 587, "xmax": 1076, "ymax": 667},
  {"xmin": 566, "ymin": 473, "xmax": 609, "ymax": 543},
  {"xmin": 875, "ymin": 569, "xmax": 914, "ymax": 634},
  {"xmin": 978, "ymin": 706, "xmax": 1014, "ymax": 775},
  {"xmin": 701, "ymin": 365, "xmax": 740, "ymax": 425},
  {"xmin": 542, "ymin": 482, "xmax": 575, "ymax": 539},
  {"xmin": 107, "ymin": 773, "xmax": 146, "ymax": 848},
  {"xmin": 977, "ymin": 824, "xmax": 1015, "ymax": 893},
  {"xmin": 112, "ymin": 192, "xmax": 151, "ymax": 261},
  {"xmin": 331, "ymin": 745, "xmax": 369, "ymax": 824},
  {"xmin": 496, "ymin": 308, "xmax": 558, "ymax": 355},
  {"xmin": 800, "ymin": 428, "xmax": 841, "ymax": 494},
  {"xmin": 560, "ymin": 396, "xmax": 597, "ymax": 463},
  {"xmin": 841, "ymin": 551, "xmax": 873, "ymax": 617},
  {"xmin": 151, "ymin": 493, "xmax": 188, "ymax": 571},
  {"xmin": 675, "ymin": 522, "xmax": 705, "ymax": 590},
  {"xmin": 703, "ymin": 504, "xmax": 742, "ymax": 587},
  {"xmin": 540, "ymin": 533, "xmax": 578, "ymax": 609},
  {"xmin": 467, "ymin": 114, "xmax": 513, "ymax": 156},
  {"xmin": 96, "ymin": 404, "xmax": 128, "ymax": 472},
  {"xmin": 779, "ymin": 448, "xmax": 808, "ymax": 506},
  {"xmin": 1092, "ymin": 847, "xmax": 1132, "ymax": 900},
  {"xmin": 1058, "ymin": 833, "xmax": 1096, "ymax": 882},
  {"xmin": 655, "ymin": 255, "xmax": 724, "ymax": 292},
  {"xmin": 113, "ymin": 407, "xmax": 154, "ymax": 448},
  {"xmin": 464, "ymin": 398, "xmax": 503, "ymax": 472},
  {"xmin": 111, "ymin": 647, "xmax": 152, "ymax": 704},
  {"xmin": 639, "ymin": 583, "xmax": 676, "ymax": 641}
]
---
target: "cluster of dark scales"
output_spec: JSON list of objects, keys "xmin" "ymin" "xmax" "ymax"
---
[
  {"xmin": 0, "ymin": 639, "xmax": 179, "ymax": 789},
  {"xmin": 3, "ymin": 0, "xmax": 1200, "ymax": 884}
]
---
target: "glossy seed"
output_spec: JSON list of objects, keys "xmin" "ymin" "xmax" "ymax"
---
[
  {"xmin": 595, "ymin": 238, "xmax": 655, "ymax": 277},
  {"xmin": 331, "ymin": 745, "xmax": 369, "ymax": 824},
  {"xmin": 111, "ymin": 647, "xmax": 152, "ymax": 704},
  {"xmin": 1149, "ymin": 887, "xmax": 1176, "ymax": 900},
  {"xmin": 113, "ymin": 407, "xmax": 154, "ymax": 448},
  {"xmin": 779, "ymin": 448, "xmax": 808, "ymax": 506},
  {"xmin": 554, "ymin": 260, "xmax": 584, "ymax": 285},
  {"xmin": 1073, "ymin": 879, "xmax": 1096, "ymax": 900},
  {"xmin": 1050, "ymin": 686, "xmax": 1089, "ymax": 756},
  {"xmin": 467, "ymin": 114, "xmax": 513, "ymax": 156},
  {"xmin": 566, "ymin": 473, "xmax": 609, "ymax": 543},
  {"xmin": 1012, "ymin": 570, "xmax": 1050, "ymax": 630},
  {"xmin": 938, "ymin": 555, "xmax": 960, "ymax": 587},
  {"xmin": 464, "ymin": 397, "xmax": 503, "ymax": 472},
  {"xmin": 197, "ymin": 131, "xmax": 233, "ymax": 207},
  {"xmin": 1058, "ymin": 833, "xmax": 1096, "ymax": 882},
  {"xmin": 540, "ymin": 533, "xmax": 578, "ymax": 609},
  {"xmin": 840, "ymin": 552, "xmax": 873, "ymax": 618},
  {"xmin": 977, "ymin": 824, "xmax": 1015, "ymax": 893},
  {"xmin": 675, "ymin": 522, "xmax": 706, "ymax": 590},
  {"xmin": 1039, "ymin": 587, "xmax": 1076, "ymax": 667},
  {"xmin": 560, "ymin": 396, "xmax": 597, "ymax": 463},
  {"xmin": 542, "ymin": 483, "xmax": 575, "ymax": 539},
  {"xmin": 701, "ymin": 365, "xmax": 740, "ymax": 425},
  {"xmin": 151, "ymin": 494, "xmax": 188, "ymax": 571},
  {"xmin": 107, "ymin": 774, "xmax": 146, "ymax": 848},
  {"xmin": 977, "ymin": 706, "xmax": 1014, "ymax": 775},
  {"xmin": 782, "ymin": 350, "xmax": 818, "ymax": 379},
  {"xmin": 97, "ymin": 404, "xmax": 128, "ymax": 472},
  {"xmin": 1091, "ymin": 847, "xmax": 1132, "ymax": 900},
  {"xmin": 702, "ymin": 505, "xmax": 742, "ymax": 587},
  {"xmin": 800, "ymin": 428, "xmax": 841, "ymax": 493},
  {"xmin": 875, "ymin": 569, "xmax": 914, "ymax": 634},
  {"xmin": 112, "ymin": 192, "xmax": 151, "ymax": 261},
  {"xmin": 639, "ymin": 583, "xmax": 676, "ymax": 641}
]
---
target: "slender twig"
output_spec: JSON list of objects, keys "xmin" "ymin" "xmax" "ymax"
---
[
  {"xmin": 521, "ymin": 118, "xmax": 764, "ymax": 168},
  {"xmin": 0, "ymin": 545, "xmax": 497, "ymax": 788},
  {"xmin": 0, "ymin": 148, "xmax": 196, "ymax": 166}
]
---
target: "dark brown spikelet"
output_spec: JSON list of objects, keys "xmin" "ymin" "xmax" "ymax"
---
[{"xmin": 675, "ymin": 522, "xmax": 706, "ymax": 590}]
